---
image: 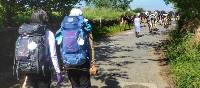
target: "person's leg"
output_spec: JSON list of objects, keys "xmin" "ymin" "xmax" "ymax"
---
[
  {"xmin": 135, "ymin": 32, "xmax": 138, "ymax": 38},
  {"xmin": 149, "ymin": 22, "xmax": 152, "ymax": 33},
  {"xmin": 38, "ymin": 68, "xmax": 52, "ymax": 88},
  {"xmin": 22, "ymin": 74, "xmax": 38, "ymax": 88},
  {"xmin": 79, "ymin": 70, "xmax": 91, "ymax": 88},
  {"xmin": 67, "ymin": 69, "xmax": 80, "ymax": 88},
  {"xmin": 38, "ymin": 73, "xmax": 51, "ymax": 88},
  {"xmin": 147, "ymin": 21, "xmax": 151, "ymax": 33},
  {"xmin": 67, "ymin": 69, "xmax": 91, "ymax": 88}
]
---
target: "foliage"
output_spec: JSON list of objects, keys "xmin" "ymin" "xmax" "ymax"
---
[
  {"xmin": 125, "ymin": 10, "xmax": 136, "ymax": 16},
  {"xmin": 83, "ymin": 8, "xmax": 123, "ymax": 20},
  {"xmin": 164, "ymin": 1, "xmax": 200, "ymax": 87},
  {"xmin": 83, "ymin": 8, "xmax": 129, "ymax": 39},
  {"xmin": 92, "ymin": 24, "xmax": 126, "ymax": 39},
  {"xmin": 85, "ymin": 0, "xmax": 133, "ymax": 10},
  {"xmin": 0, "ymin": 4, "xmax": 4, "ymax": 28},
  {"xmin": 13, "ymin": 9, "xmax": 32, "ymax": 26},
  {"xmin": 0, "ymin": 0, "xmax": 81, "ymax": 26},
  {"xmin": 133, "ymin": 8, "xmax": 144, "ymax": 13},
  {"xmin": 166, "ymin": 30, "xmax": 200, "ymax": 87},
  {"xmin": 165, "ymin": 0, "xmax": 200, "ymax": 32}
]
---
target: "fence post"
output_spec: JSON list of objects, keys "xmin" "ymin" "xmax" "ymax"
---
[{"xmin": 100, "ymin": 17, "xmax": 102, "ymax": 28}]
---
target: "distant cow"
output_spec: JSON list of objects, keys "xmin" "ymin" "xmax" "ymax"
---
[
  {"xmin": 175, "ymin": 12, "xmax": 180, "ymax": 21},
  {"xmin": 140, "ymin": 12, "xmax": 148, "ymax": 27},
  {"xmin": 120, "ymin": 15, "xmax": 134, "ymax": 30},
  {"xmin": 148, "ymin": 13, "xmax": 157, "ymax": 32}
]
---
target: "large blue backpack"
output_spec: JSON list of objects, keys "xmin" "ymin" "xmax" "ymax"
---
[{"xmin": 60, "ymin": 16, "xmax": 89, "ymax": 66}]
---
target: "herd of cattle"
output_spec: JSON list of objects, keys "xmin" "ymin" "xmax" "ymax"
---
[{"xmin": 120, "ymin": 11, "xmax": 180, "ymax": 33}]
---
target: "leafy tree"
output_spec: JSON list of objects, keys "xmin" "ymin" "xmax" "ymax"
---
[
  {"xmin": 116, "ymin": 0, "xmax": 133, "ymax": 10},
  {"xmin": 0, "ymin": 4, "xmax": 5, "ymax": 28},
  {"xmin": 0, "ymin": 0, "xmax": 81, "ymax": 26},
  {"xmin": 133, "ymin": 8, "xmax": 144, "ymax": 13},
  {"xmin": 85, "ymin": 0, "xmax": 133, "ymax": 10},
  {"xmin": 85, "ymin": 0, "xmax": 113, "ymax": 8},
  {"xmin": 164, "ymin": 0, "xmax": 200, "ymax": 31},
  {"xmin": 0, "ymin": 0, "xmax": 21, "ymax": 26}
]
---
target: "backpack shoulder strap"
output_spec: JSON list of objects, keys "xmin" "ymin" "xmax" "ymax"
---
[{"xmin": 45, "ymin": 29, "xmax": 50, "ymax": 57}]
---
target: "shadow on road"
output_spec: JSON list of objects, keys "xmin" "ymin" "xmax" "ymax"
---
[
  {"xmin": 135, "ymin": 39, "xmax": 169, "ymax": 67},
  {"xmin": 93, "ymin": 37, "xmax": 136, "ymax": 87}
]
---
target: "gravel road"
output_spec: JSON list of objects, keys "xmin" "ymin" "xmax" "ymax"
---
[{"xmin": 90, "ymin": 24, "xmax": 175, "ymax": 88}]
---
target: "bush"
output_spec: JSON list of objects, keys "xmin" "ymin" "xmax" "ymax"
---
[
  {"xmin": 125, "ymin": 10, "xmax": 135, "ymax": 16},
  {"xmin": 83, "ymin": 8, "xmax": 131, "ymax": 39},
  {"xmin": 166, "ymin": 31, "xmax": 200, "ymax": 87},
  {"xmin": 0, "ymin": 5, "xmax": 4, "ymax": 29},
  {"xmin": 83, "ymin": 8, "xmax": 123, "ymax": 20},
  {"xmin": 92, "ymin": 23, "xmax": 132, "ymax": 39},
  {"xmin": 133, "ymin": 8, "xmax": 144, "ymax": 13},
  {"xmin": 13, "ymin": 10, "xmax": 32, "ymax": 26}
]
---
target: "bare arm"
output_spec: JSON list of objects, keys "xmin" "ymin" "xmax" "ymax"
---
[{"xmin": 88, "ymin": 32, "xmax": 95, "ymax": 66}]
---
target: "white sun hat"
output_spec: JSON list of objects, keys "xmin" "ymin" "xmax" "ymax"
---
[
  {"xmin": 137, "ymin": 13, "xmax": 140, "ymax": 17},
  {"xmin": 69, "ymin": 8, "xmax": 83, "ymax": 16}
]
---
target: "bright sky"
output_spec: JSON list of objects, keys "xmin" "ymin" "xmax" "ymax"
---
[{"xmin": 130, "ymin": 0, "xmax": 174, "ymax": 12}]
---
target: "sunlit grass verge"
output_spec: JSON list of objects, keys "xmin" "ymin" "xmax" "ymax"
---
[
  {"xmin": 166, "ymin": 30, "xmax": 200, "ymax": 88},
  {"xmin": 83, "ymin": 8, "xmax": 133, "ymax": 39}
]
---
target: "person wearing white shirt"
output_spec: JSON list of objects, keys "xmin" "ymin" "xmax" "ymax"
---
[
  {"xmin": 22, "ymin": 9, "xmax": 61, "ymax": 88},
  {"xmin": 134, "ymin": 13, "xmax": 141, "ymax": 38}
]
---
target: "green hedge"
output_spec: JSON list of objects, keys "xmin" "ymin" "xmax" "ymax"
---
[
  {"xmin": 83, "ymin": 8, "xmax": 134, "ymax": 39},
  {"xmin": 166, "ymin": 30, "xmax": 200, "ymax": 87},
  {"xmin": 13, "ymin": 9, "xmax": 32, "ymax": 26},
  {"xmin": 83, "ymin": 8, "xmax": 123, "ymax": 20},
  {"xmin": 0, "ymin": 5, "xmax": 4, "ymax": 29}
]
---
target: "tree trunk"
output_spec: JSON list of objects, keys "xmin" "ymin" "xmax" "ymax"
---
[{"xmin": 4, "ymin": 0, "xmax": 16, "ymax": 27}]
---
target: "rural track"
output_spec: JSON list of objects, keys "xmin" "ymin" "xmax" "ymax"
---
[
  {"xmin": 90, "ymin": 23, "xmax": 176, "ymax": 88},
  {"xmin": 1, "ymin": 22, "xmax": 176, "ymax": 88}
]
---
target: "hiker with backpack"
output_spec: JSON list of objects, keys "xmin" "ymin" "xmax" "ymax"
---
[
  {"xmin": 55, "ymin": 8, "xmax": 96, "ymax": 88},
  {"xmin": 14, "ymin": 9, "xmax": 62, "ymax": 88}
]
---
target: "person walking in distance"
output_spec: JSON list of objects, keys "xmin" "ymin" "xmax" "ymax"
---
[{"xmin": 134, "ymin": 13, "xmax": 141, "ymax": 38}]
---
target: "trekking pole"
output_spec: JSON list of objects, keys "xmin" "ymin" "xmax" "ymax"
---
[
  {"xmin": 12, "ymin": 58, "xmax": 16, "ymax": 76},
  {"xmin": 13, "ymin": 44, "xmax": 17, "ymax": 77},
  {"xmin": 16, "ymin": 62, "xmax": 19, "ymax": 80}
]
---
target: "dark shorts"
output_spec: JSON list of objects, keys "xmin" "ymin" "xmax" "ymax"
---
[
  {"xmin": 24, "ymin": 74, "xmax": 51, "ymax": 88},
  {"xmin": 67, "ymin": 69, "xmax": 91, "ymax": 88},
  {"xmin": 66, "ymin": 61, "xmax": 91, "ymax": 88},
  {"xmin": 23, "ymin": 69, "xmax": 52, "ymax": 88}
]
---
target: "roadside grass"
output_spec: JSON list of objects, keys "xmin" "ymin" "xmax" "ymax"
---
[
  {"xmin": 83, "ymin": 8, "xmax": 133, "ymax": 39},
  {"xmin": 166, "ymin": 30, "xmax": 200, "ymax": 87}
]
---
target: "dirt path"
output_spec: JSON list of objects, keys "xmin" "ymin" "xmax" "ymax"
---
[{"xmin": 90, "ymin": 24, "xmax": 175, "ymax": 88}]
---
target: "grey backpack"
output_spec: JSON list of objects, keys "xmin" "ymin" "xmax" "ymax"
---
[{"xmin": 14, "ymin": 23, "xmax": 49, "ymax": 79}]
